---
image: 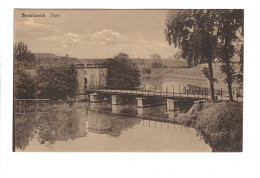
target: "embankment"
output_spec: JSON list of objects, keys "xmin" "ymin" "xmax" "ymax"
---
[{"xmin": 179, "ymin": 101, "xmax": 243, "ymax": 152}]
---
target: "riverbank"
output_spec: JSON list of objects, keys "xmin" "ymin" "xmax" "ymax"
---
[{"xmin": 178, "ymin": 101, "xmax": 243, "ymax": 152}]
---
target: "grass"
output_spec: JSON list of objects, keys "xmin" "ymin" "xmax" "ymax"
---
[{"xmin": 142, "ymin": 63, "xmax": 241, "ymax": 90}]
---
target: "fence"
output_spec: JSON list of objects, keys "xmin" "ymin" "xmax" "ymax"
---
[{"xmin": 14, "ymin": 99, "xmax": 72, "ymax": 114}]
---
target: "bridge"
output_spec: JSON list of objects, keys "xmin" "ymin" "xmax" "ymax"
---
[{"xmin": 75, "ymin": 85, "xmax": 210, "ymax": 111}]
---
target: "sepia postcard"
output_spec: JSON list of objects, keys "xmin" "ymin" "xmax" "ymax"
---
[{"xmin": 13, "ymin": 9, "xmax": 243, "ymax": 152}]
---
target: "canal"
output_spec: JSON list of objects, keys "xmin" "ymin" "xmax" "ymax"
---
[{"xmin": 14, "ymin": 101, "xmax": 212, "ymax": 152}]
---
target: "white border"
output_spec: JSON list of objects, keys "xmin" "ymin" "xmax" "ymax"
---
[{"xmin": 1, "ymin": 0, "xmax": 260, "ymax": 178}]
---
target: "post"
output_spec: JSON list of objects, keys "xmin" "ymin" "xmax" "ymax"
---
[
  {"xmin": 172, "ymin": 85, "xmax": 174, "ymax": 97},
  {"xmin": 89, "ymin": 93, "xmax": 100, "ymax": 103},
  {"xmin": 23, "ymin": 100, "xmax": 25, "ymax": 113},
  {"xmin": 167, "ymin": 99, "xmax": 176, "ymax": 111},
  {"xmin": 20, "ymin": 99, "xmax": 22, "ymax": 113},
  {"xmin": 166, "ymin": 86, "xmax": 168, "ymax": 96},
  {"xmin": 136, "ymin": 98, "xmax": 146, "ymax": 108},
  {"xmin": 221, "ymin": 88, "xmax": 222, "ymax": 101},
  {"xmin": 112, "ymin": 95, "xmax": 122, "ymax": 105},
  {"xmin": 154, "ymin": 86, "xmax": 156, "ymax": 96},
  {"xmin": 179, "ymin": 86, "xmax": 181, "ymax": 97}
]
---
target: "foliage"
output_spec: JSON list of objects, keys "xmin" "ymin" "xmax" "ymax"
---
[
  {"xmin": 35, "ymin": 64, "xmax": 78, "ymax": 100},
  {"xmin": 194, "ymin": 102, "xmax": 243, "ymax": 152},
  {"xmin": 14, "ymin": 113, "xmax": 37, "ymax": 150},
  {"xmin": 106, "ymin": 53, "xmax": 141, "ymax": 89},
  {"xmin": 150, "ymin": 54, "xmax": 163, "ymax": 69},
  {"xmin": 165, "ymin": 10, "xmax": 218, "ymax": 102},
  {"xmin": 36, "ymin": 110, "xmax": 80, "ymax": 144},
  {"xmin": 14, "ymin": 41, "xmax": 36, "ymax": 69},
  {"xmin": 14, "ymin": 68, "xmax": 36, "ymax": 99},
  {"xmin": 14, "ymin": 109, "xmax": 84, "ymax": 149},
  {"xmin": 145, "ymin": 68, "xmax": 151, "ymax": 74},
  {"xmin": 201, "ymin": 67, "xmax": 218, "ymax": 83},
  {"xmin": 13, "ymin": 41, "xmax": 37, "ymax": 99},
  {"xmin": 216, "ymin": 9, "xmax": 244, "ymax": 101},
  {"xmin": 220, "ymin": 64, "xmax": 236, "ymax": 84}
]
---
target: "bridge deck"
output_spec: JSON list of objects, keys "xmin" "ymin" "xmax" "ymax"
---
[{"xmin": 85, "ymin": 89, "xmax": 209, "ymax": 100}]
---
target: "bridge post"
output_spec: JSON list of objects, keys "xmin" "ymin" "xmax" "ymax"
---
[
  {"xmin": 112, "ymin": 95, "xmax": 123, "ymax": 105},
  {"xmin": 89, "ymin": 92, "xmax": 100, "ymax": 103},
  {"xmin": 136, "ymin": 97, "xmax": 146, "ymax": 108},
  {"xmin": 167, "ymin": 99, "xmax": 177, "ymax": 111}
]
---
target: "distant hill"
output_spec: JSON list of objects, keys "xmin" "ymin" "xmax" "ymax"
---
[
  {"xmin": 34, "ymin": 53, "xmax": 61, "ymax": 60},
  {"xmin": 33, "ymin": 53, "xmax": 107, "ymax": 65},
  {"xmin": 33, "ymin": 53, "xmax": 189, "ymax": 68}
]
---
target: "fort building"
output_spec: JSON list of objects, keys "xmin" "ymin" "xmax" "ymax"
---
[{"xmin": 75, "ymin": 63, "xmax": 107, "ymax": 94}]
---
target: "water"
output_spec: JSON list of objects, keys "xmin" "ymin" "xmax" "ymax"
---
[{"xmin": 14, "ymin": 101, "xmax": 211, "ymax": 152}]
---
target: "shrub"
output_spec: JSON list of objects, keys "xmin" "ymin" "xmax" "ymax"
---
[
  {"xmin": 35, "ymin": 64, "xmax": 78, "ymax": 100},
  {"xmin": 194, "ymin": 102, "xmax": 243, "ymax": 152},
  {"xmin": 14, "ymin": 69, "xmax": 36, "ymax": 99}
]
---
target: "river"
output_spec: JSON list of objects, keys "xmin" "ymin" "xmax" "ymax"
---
[{"xmin": 14, "ymin": 101, "xmax": 212, "ymax": 152}]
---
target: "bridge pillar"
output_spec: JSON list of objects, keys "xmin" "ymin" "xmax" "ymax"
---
[
  {"xmin": 89, "ymin": 92, "xmax": 100, "ymax": 103},
  {"xmin": 136, "ymin": 97, "xmax": 146, "ymax": 108},
  {"xmin": 167, "ymin": 99, "xmax": 177, "ymax": 111},
  {"xmin": 112, "ymin": 95, "xmax": 123, "ymax": 105}
]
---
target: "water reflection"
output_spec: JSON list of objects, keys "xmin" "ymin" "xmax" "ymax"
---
[
  {"xmin": 87, "ymin": 110, "xmax": 141, "ymax": 138},
  {"xmin": 88, "ymin": 111, "xmax": 111, "ymax": 134},
  {"xmin": 14, "ymin": 108, "xmax": 87, "ymax": 150},
  {"xmin": 14, "ymin": 101, "xmax": 211, "ymax": 152},
  {"xmin": 112, "ymin": 104, "xmax": 124, "ymax": 114}
]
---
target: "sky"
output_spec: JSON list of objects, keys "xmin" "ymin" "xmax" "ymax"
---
[{"xmin": 14, "ymin": 9, "xmax": 179, "ymax": 59}]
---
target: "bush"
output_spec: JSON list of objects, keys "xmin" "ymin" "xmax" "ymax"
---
[
  {"xmin": 14, "ymin": 69, "xmax": 36, "ymax": 99},
  {"xmin": 194, "ymin": 102, "xmax": 243, "ymax": 152},
  {"xmin": 35, "ymin": 64, "xmax": 78, "ymax": 100}
]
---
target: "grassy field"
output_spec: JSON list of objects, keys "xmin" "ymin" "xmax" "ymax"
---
[{"xmin": 142, "ymin": 63, "xmax": 241, "ymax": 90}]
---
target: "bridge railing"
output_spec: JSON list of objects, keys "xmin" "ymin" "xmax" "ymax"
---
[
  {"xmin": 86, "ymin": 85, "xmax": 210, "ymax": 99},
  {"xmin": 84, "ymin": 84, "xmax": 242, "ymax": 101}
]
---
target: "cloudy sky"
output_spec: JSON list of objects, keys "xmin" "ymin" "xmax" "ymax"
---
[{"xmin": 14, "ymin": 9, "xmax": 178, "ymax": 59}]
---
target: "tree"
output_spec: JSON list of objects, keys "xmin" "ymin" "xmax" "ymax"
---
[
  {"xmin": 14, "ymin": 41, "xmax": 36, "ymax": 69},
  {"xmin": 35, "ymin": 64, "xmax": 78, "ymax": 100},
  {"xmin": 151, "ymin": 54, "xmax": 163, "ymax": 69},
  {"xmin": 216, "ymin": 10, "xmax": 244, "ymax": 101},
  {"xmin": 165, "ymin": 10, "xmax": 218, "ymax": 102},
  {"xmin": 14, "ymin": 68, "xmax": 36, "ymax": 99},
  {"xmin": 106, "ymin": 53, "xmax": 140, "ymax": 89}
]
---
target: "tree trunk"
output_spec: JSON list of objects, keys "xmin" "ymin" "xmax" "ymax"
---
[
  {"xmin": 223, "ymin": 38, "xmax": 234, "ymax": 102},
  {"xmin": 208, "ymin": 61, "xmax": 215, "ymax": 102},
  {"xmin": 225, "ymin": 58, "xmax": 234, "ymax": 102}
]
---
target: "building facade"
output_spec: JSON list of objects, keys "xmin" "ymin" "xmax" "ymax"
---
[{"xmin": 75, "ymin": 63, "xmax": 107, "ymax": 94}]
